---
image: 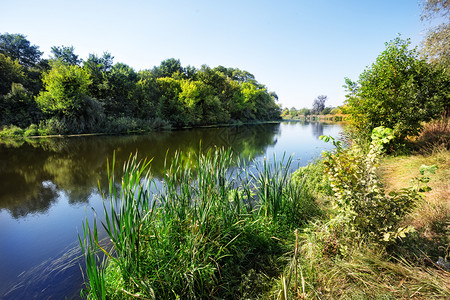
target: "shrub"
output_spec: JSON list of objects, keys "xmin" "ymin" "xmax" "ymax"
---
[{"xmin": 320, "ymin": 127, "xmax": 421, "ymax": 242}]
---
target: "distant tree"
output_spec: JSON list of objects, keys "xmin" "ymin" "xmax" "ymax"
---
[
  {"xmin": 321, "ymin": 107, "xmax": 332, "ymax": 115},
  {"xmin": 311, "ymin": 95, "xmax": 327, "ymax": 114},
  {"xmin": 83, "ymin": 52, "xmax": 114, "ymax": 99},
  {"xmin": 289, "ymin": 107, "xmax": 297, "ymax": 116},
  {"xmin": 420, "ymin": 0, "xmax": 450, "ymax": 68},
  {"xmin": 298, "ymin": 107, "xmax": 311, "ymax": 117},
  {"xmin": 104, "ymin": 62, "xmax": 138, "ymax": 116},
  {"xmin": 152, "ymin": 58, "xmax": 184, "ymax": 78},
  {"xmin": 0, "ymin": 83, "xmax": 41, "ymax": 127},
  {"xmin": 50, "ymin": 45, "xmax": 82, "ymax": 65},
  {"xmin": 0, "ymin": 33, "xmax": 42, "ymax": 67},
  {"xmin": 281, "ymin": 107, "xmax": 289, "ymax": 116}
]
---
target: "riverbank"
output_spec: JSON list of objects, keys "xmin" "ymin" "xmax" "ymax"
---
[
  {"xmin": 271, "ymin": 128, "xmax": 449, "ymax": 298},
  {"xmin": 79, "ymin": 125, "xmax": 449, "ymax": 299},
  {"xmin": 0, "ymin": 119, "xmax": 283, "ymax": 140},
  {"xmin": 282, "ymin": 114, "xmax": 348, "ymax": 122}
]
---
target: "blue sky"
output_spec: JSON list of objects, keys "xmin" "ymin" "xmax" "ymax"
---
[{"xmin": 1, "ymin": 0, "xmax": 428, "ymax": 109}]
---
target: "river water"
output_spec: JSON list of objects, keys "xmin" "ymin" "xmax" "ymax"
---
[{"xmin": 0, "ymin": 121, "xmax": 342, "ymax": 299}]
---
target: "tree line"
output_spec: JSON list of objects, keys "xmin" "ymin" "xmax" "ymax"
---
[
  {"xmin": 281, "ymin": 95, "xmax": 345, "ymax": 118},
  {"xmin": 0, "ymin": 34, "xmax": 281, "ymax": 135}
]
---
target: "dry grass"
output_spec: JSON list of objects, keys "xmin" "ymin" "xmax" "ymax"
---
[
  {"xmin": 379, "ymin": 145, "xmax": 449, "ymax": 246},
  {"xmin": 415, "ymin": 118, "xmax": 450, "ymax": 152}
]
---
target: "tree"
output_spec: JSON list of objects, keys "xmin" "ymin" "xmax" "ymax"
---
[
  {"xmin": 289, "ymin": 107, "xmax": 297, "ymax": 116},
  {"xmin": 298, "ymin": 107, "xmax": 311, "ymax": 117},
  {"xmin": 0, "ymin": 83, "xmax": 41, "ymax": 127},
  {"xmin": 311, "ymin": 95, "xmax": 327, "ymax": 114},
  {"xmin": 36, "ymin": 62, "xmax": 104, "ymax": 133},
  {"xmin": 420, "ymin": 0, "xmax": 450, "ymax": 68},
  {"xmin": 50, "ymin": 45, "xmax": 81, "ymax": 65},
  {"xmin": 83, "ymin": 52, "xmax": 114, "ymax": 100},
  {"xmin": 0, "ymin": 53, "xmax": 24, "ymax": 95},
  {"xmin": 345, "ymin": 36, "xmax": 449, "ymax": 141},
  {"xmin": 0, "ymin": 33, "xmax": 42, "ymax": 67},
  {"xmin": 152, "ymin": 58, "xmax": 184, "ymax": 78}
]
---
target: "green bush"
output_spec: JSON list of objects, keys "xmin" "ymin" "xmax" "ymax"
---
[{"xmin": 320, "ymin": 127, "xmax": 421, "ymax": 242}]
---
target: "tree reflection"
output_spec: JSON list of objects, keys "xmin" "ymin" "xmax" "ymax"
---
[
  {"xmin": 0, "ymin": 124, "xmax": 280, "ymax": 218},
  {"xmin": 310, "ymin": 122, "xmax": 325, "ymax": 139}
]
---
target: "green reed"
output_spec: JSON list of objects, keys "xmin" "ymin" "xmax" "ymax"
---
[{"xmin": 80, "ymin": 147, "xmax": 317, "ymax": 299}]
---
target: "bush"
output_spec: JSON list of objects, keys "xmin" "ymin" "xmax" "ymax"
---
[{"xmin": 320, "ymin": 127, "xmax": 421, "ymax": 242}]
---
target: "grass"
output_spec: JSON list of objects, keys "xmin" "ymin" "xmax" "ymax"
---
[
  {"xmin": 79, "ymin": 148, "xmax": 319, "ymax": 299},
  {"xmin": 80, "ymin": 121, "xmax": 450, "ymax": 299},
  {"xmin": 271, "ymin": 123, "xmax": 449, "ymax": 299}
]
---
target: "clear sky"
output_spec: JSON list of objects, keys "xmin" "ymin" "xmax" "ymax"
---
[{"xmin": 1, "ymin": 0, "xmax": 428, "ymax": 109}]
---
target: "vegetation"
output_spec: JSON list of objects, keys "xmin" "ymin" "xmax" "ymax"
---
[
  {"xmin": 420, "ymin": 0, "xmax": 450, "ymax": 70},
  {"xmin": 0, "ymin": 33, "xmax": 281, "ymax": 137},
  {"xmin": 80, "ymin": 122, "xmax": 449, "ymax": 299},
  {"xmin": 344, "ymin": 36, "xmax": 449, "ymax": 144},
  {"xmin": 273, "ymin": 124, "xmax": 449, "ymax": 299},
  {"xmin": 80, "ymin": 148, "xmax": 320, "ymax": 299},
  {"xmin": 281, "ymin": 95, "xmax": 346, "ymax": 122}
]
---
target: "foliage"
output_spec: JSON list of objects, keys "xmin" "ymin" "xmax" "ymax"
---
[
  {"xmin": 345, "ymin": 36, "xmax": 450, "ymax": 142},
  {"xmin": 80, "ymin": 148, "xmax": 319, "ymax": 299},
  {"xmin": 36, "ymin": 62, "xmax": 104, "ymax": 133},
  {"xmin": 320, "ymin": 127, "xmax": 424, "ymax": 242},
  {"xmin": 0, "ymin": 33, "xmax": 281, "ymax": 136},
  {"xmin": 51, "ymin": 45, "xmax": 82, "ymax": 66},
  {"xmin": 0, "ymin": 33, "xmax": 42, "ymax": 67},
  {"xmin": 0, "ymin": 53, "xmax": 25, "ymax": 95},
  {"xmin": 0, "ymin": 83, "xmax": 41, "ymax": 127}
]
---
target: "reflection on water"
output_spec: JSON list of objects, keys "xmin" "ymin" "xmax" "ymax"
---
[
  {"xmin": 0, "ymin": 122, "xmax": 342, "ymax": 299},
  {"xmin": 0, "ymin": 124, "xmax": 280, "ymax": 219}
]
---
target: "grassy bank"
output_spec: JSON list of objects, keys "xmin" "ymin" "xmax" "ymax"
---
[
  {"xmin": 271, "ymin": 126, "xmax": 449, "ymax": 299},
  {"xmin": 79, "ymin": 125, "xmax": 449, "ymax": 299},
  {"xmin": 80, "ymin": 149, "xmax": 320, "ymax": 299}
]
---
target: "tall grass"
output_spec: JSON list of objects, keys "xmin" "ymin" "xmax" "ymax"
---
[{"xmin": 79, "ymin": 147, "xmax": 319, "ymax": 299}]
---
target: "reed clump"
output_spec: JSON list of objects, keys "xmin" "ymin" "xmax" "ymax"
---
[{"xmin": 79, "ymin": 147, "xmax": 319, "ymax": 299}]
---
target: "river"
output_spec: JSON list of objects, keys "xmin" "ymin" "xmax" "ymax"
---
[{"xmin": 0, "ymin": 121, "xmax": 343, "ymax": 299}]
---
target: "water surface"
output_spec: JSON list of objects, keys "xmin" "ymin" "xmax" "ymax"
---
[{"xmin": 0, "ymin": 122, "xmax": 342, "ymax": 299}]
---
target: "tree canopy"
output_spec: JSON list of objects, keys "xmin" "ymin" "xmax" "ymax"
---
[
  {"xmin": 0, "ymin": 33, "xmax": 281, "ymax": 134},
  {"xmin": 344, "ymin": 36, "xmax": 449, "ymax": 141},
  {"xmin": 0, "ymin": 33, "xmax": 42, "ymax": 67}
]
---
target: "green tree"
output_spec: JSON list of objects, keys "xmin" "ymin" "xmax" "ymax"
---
[
  {"xmin": 0, "ymin": 83, "xmax": 41, "ymax": 127},
  {"xmin": 83, "ymin": 52, "xmax": 114, "ymax": 100},
  {"xmin": 289, "ymin": 107, "xmax": 297, "ymax": 116},
  {"xmin": 152, "ymin": 58, "xmax": 184, "ymax": 78},
  {"xmin": 298, "ymin": 107, "xmax": 311, "ymax": 117},
  {"xmin": 36, "ymin": 62, "xmax": 104, "ymax": 133},
  {"xmin": 345, "ymin": 36, "xmax": 449, "ymax": 141},
  {"xmin": 0, "ymin": 53, "xmax": 24, "ymax": 95},
  {"xmin": 0, "ymin": 33, "xmax": 42, "ymax": 67},
  {"xmin": 102, "ymin": 62, "xmax": 138, "ymax": 117},
  {"xmin": 50, "ymin": 45, "xmax": 82, "ymax": 66}
]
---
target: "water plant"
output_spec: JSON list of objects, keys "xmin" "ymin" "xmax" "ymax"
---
[{"xmin": 79, "ymin": 147, "xmax": 318, "ymax": 299}]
